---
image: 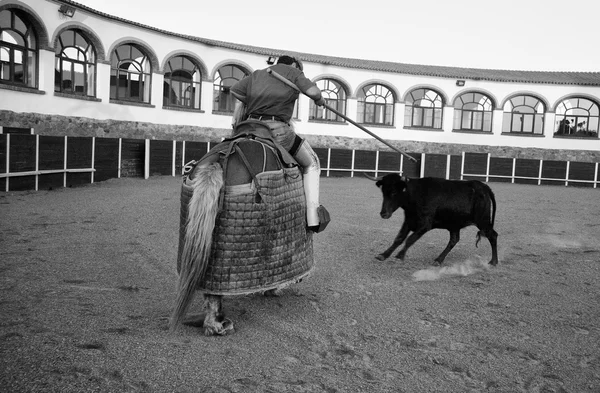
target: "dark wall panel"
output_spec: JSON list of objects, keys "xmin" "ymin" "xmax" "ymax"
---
[
  {"xmin": 541, "ymin": 160, "xmax": 567, "ymax": 180},
  {"xmin": 66, "ymin": 172, "xmax": 92, "ymax": 187},
  {"xmin": 9, "ymin": 176, "xmax": 35, "ymax": 191},
  {"xmin": 463, "ymin": 153, "xmax": 487, "ymax": 175},
  {"xmin": 489, "ymin": 157, "xmax": 513, "ymax": 182},
  {"xmin": 175, "ymin": 141, "xmax": 183, "ymax": 175},
  {"xmin": 328, "ymin": 149, "xmax": 352, "ymax": 177},
  {"xmin": 0, "ymin": 135, "xmax": 6, "ymax": 173},
  {"xmin": 66, "ymin": 137, "xmax": 93, "ymax": 169},
  {"xmin": 378, "ymin": 151, "xmax": 401, "ymax": 172},
  {"xmin": 489, "ymin": 157, "xmax": 513, "ymax": 176},
  {"xmin": 540, "ymin": 179, "xmax": 565, "ymax": 186},
  {"xmin": 329, "ymin": 149, "xmax": 352, "ymax": 170},
  {"xmin": 354, "ymin": 150, "xmax": 376, "ymax": 170},
  {"xmin": 402, "ymin": 153, "xmax": 421, "ymax": 178},
  {"xmin": 449, "ymin": 155, "xmax": 462, "ymax": 180},
  {"xmin": 38, "ymin": 173, "xmax": 64, "ymax": 190},
  {"xmin": 568, "ymin": 162, "xmax": 595, "ymax": 182},
  {"xmin": 121, "ymin": 139, "xmax": 145, "ymax": 177},
  {"xmin": 514, "ymin": 178, "xmax": 539, "ymax": 185},
  {"xmin": 9, "ymin": 135, "xmax": 36, "ymax": 172},
  {"xmin": 149, "ymin": 140, "xmax": 173, "ymax": 176},
  {"xmin": 39, "ymin": 136, "xmax": 64, "ymax": 170},
  {"xmin": 423, "ymin": 154, "xmax": 447, "ymax": 178},
  {"xmin": 184, "ymin": 141, "xmax": 208, "ymax": 163},
  {"xmin": 95, "ymin": 138, "xmax": 119, "ymax": 182},
  {"xmin": 515, "ymin": 159, "xmax": 540, "ymax": 179},
  {"xmin": 327, "ymin": 170, "xmax": 352, "ymax": 177}
]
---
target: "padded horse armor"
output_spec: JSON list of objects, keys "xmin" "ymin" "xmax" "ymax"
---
[{"xmin": 177, "ymin": 120, "xmax": 314, "ymax": 295}]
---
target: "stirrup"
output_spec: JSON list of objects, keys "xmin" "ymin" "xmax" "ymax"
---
[{"xmin": 309, "ymin": 205, "xmax": 331, "ymax": 233}]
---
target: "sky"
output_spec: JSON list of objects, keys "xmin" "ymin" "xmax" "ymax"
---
[{"xmin": 79, "ymin": 0, "xmax": 598, "ymax": 72}]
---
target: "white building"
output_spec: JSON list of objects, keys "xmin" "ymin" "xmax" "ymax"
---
[{"xmin": 1, "ymin": 0, "xmax": 599, "ymax": 189}]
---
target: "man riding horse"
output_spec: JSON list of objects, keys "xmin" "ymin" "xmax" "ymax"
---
[
  {"xmin": 170, "ymin": 55, "xmax": 329, "ymax": 336},
  {"xmin": 231, "ymin": 55, "xmax": 326, "ymax": 232}
]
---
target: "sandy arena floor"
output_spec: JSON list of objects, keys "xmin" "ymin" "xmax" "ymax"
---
[{"xmin": 1, "ymin": 176, "xmax": 599, "ymax": 392}]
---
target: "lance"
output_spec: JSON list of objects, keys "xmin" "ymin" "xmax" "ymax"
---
[{"xmin": 266, "ymin": 68, "xmax": 417, "ymax": 163}]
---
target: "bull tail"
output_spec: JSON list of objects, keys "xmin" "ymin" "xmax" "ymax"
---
[
  {"xmin": 475, "ymin": 183, "xmax": 497, "ymax": 248},
  {"xmin": 169, "ymin": 163, "xmax": 223, "ymax": 331}
]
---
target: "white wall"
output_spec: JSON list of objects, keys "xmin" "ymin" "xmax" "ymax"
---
[{"xmin": 1, "ymin": 0, "xmax": 599, "ymax": 154}]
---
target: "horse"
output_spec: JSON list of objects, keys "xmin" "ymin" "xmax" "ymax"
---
[{"xmin": 169, "ymin": 120, "xmax": 314, "ymax": 336}]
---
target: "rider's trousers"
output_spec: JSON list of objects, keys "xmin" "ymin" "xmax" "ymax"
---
[{"xmin": 262, "ymin": 120, "xmax": 321, "ymax": 227}]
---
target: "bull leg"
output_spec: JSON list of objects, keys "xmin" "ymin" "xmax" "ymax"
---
[
  {"xmin": 476, "ymin": 227, "xmax": 499, "ymax": 266},
  {"xmin": 434, "ymin": 230, "xmax": 460, "ymax": 265},
  {"xmin": 377, "ymin": 222, "xmax": 410, "ymax": 261},
  {"xmin": 395, "ymin": 227, "xmax": 429, "ymax": 261},
  {"xmin": 486, "ymin": 229, "xmax": 499, "ymax": 266},
  {"xmin": 203, "ymin": 294, "xmax": 233, "ymax": 336}
]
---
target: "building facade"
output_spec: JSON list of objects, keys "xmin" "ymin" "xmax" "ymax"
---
[{"xmin": 1, "ymin": 0, "xmax": 600, "ymax": 190}]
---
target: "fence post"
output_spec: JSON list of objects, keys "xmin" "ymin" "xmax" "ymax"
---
[
  {"xmin": 63, "ymin": 136, "xmax": 67, "ymax": 188},
  {"xmin": 181, "ymin": 141, "xmax": 186, "ymax": 175},
  {"xmin": 172, "ymin": 140, "xmax": 176, "ymax": 177},
  {"xmin": 511, "ymin": 158, "xmax": 516, "ymax": 184},
  {"xmin": 117, "ymin": 138, "xmax": 122, "ymax": 178},
  {"xmin": 91, "ymin": 137, "xmax": 96, "ymax": 184},
  {"xmin": 399, "ymin": 153, "xmax": 404, "ymax": 175},
  {"xmin": 4, "ymin": 133, "xmax": 9, "ymax": 192},
  {"xmin": 144, "ymin": 139, "xmax": 150, "ymax": 179},
  {"xmin": 35, "ymin": 134, "xmax": 39, "ymax": 191}
]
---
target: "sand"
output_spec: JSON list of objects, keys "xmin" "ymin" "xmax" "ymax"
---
[{"xmin": 1, "ymin": 176, "xmax": 599, "ymax": 392}]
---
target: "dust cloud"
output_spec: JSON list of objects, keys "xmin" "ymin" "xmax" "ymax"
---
[{"xmin": 412, "ymin": 257, "xmax": 490, "ymax": 281}]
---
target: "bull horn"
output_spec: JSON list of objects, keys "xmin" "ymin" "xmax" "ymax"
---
[{"xmin": 363, "ymin": 173, "xmax": 382, "ymax": 181}]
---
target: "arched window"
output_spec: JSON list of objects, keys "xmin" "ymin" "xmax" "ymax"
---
[
  {"xmin": 55, "ymin": 29, "xmax": 96, "ymax": 96},
  {"xmin": 502, "ymin": 95, "xmax": 545, "ymax": 134},
  {"xmin": 554, "ymin": 97, "xmax": 599, "ymax": 138},
  {"xmin": 213, "ymin": 64, "xmax": 248, "ymax": 112},
  {"xmin": 110, "ymin": 44, "xmax": 152, "ymax": 103},
  {"xmin": 453, "ymin": 92, "xmax": 493, "ymax": 132},
  {"xmin": 404, "ymin": 88, "xmax": 443, "ymax": 129},
  {"xmin": 309, "ymin": 78, "xmax": 347, "ymax": 122},
  {"xmin": 163, "ymin": 55, "xmax": 202, "ymax": 110},
  {"xmin": 357, "ymin": 84, "xmax": 395, "ymax": 125},
  {"xmin": 0, "ymin": 9, "xmax": 38, "ymax": 88}
]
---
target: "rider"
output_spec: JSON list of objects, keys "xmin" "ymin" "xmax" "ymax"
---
[{"xmin": 230, "ymin": 55, "xmax": 326, "ymax": 232}]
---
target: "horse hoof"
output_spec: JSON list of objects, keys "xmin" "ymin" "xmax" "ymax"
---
[
  {"xmin": 204, "ymin": 318, "xmax": 234, "ymax": 336},
  {"xmin": 375, "ymin": 254, "xmax": 386, "ymax": 261}
]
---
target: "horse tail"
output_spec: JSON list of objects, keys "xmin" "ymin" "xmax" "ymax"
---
[{"xmin": 170, "ymin": 162, "xmax": 223, "ymax": 331}]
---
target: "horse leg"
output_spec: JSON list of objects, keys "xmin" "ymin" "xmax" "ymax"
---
[{"xmin": 203, "ymin": 294, "xmax": 233, "ymax": 336}]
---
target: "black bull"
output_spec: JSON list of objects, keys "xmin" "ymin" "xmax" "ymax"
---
[{"xmin": 371, "ymin": 174, "xmax": 499, "ymax": 266}]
